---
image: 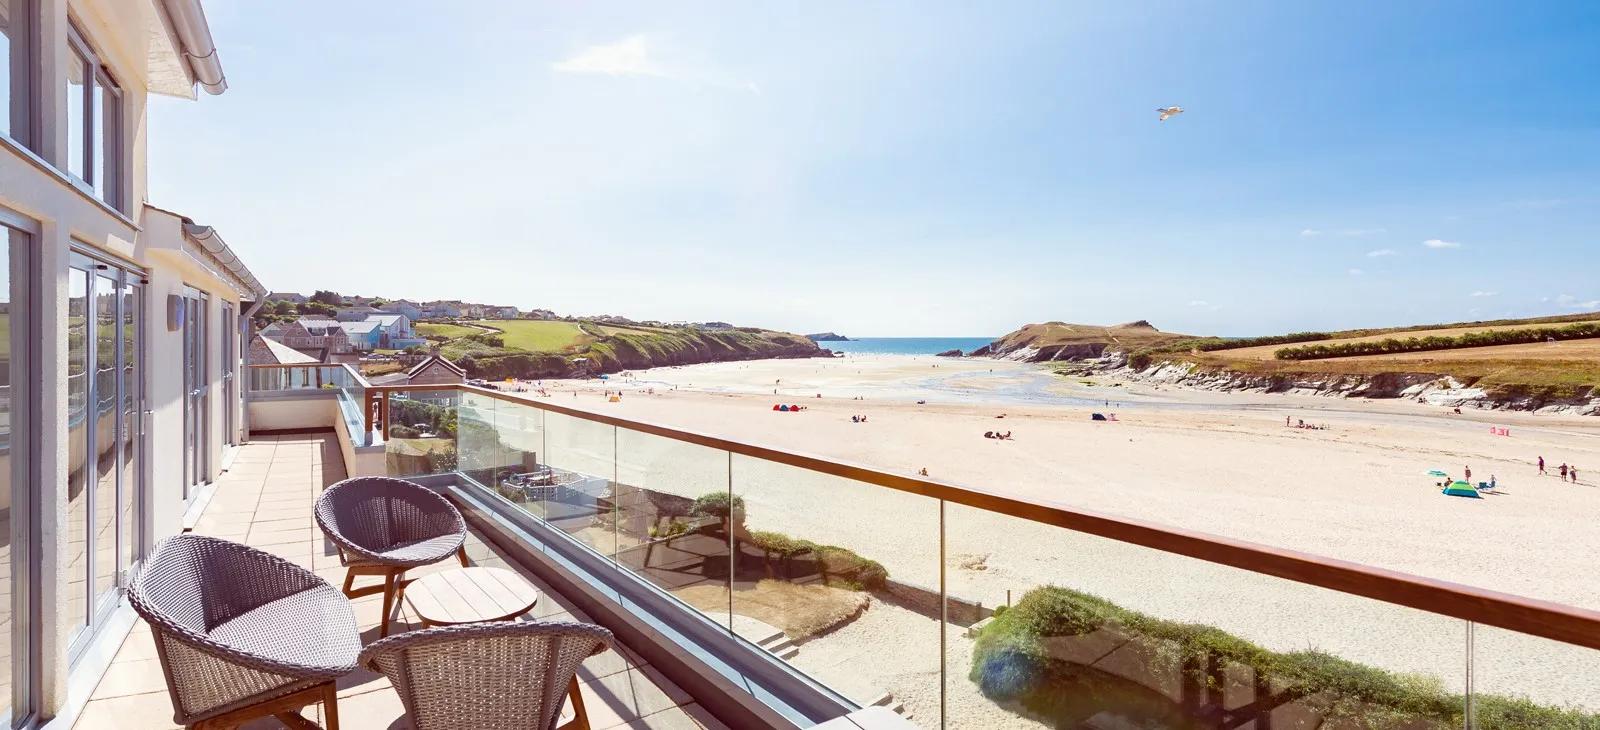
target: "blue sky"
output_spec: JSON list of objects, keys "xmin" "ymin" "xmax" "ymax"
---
[{"xmin": 149, "ymin": 1, "xmax": 1600, "ymax": 337}]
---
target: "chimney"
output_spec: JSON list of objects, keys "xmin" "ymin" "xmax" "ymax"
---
[{"xmin": 430, "ymin": 343, "xmax": 441, "ymax": 357}]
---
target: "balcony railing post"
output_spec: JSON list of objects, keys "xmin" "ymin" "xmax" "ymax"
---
[
  {"xmin": 380, "ymin": 390, "xmax": 391, "ymax": 441},
  {"xmin": 365, "ymin": 389, "xmax": 377, "ymax": 437}
]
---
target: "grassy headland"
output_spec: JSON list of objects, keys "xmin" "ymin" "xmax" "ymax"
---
[
  {"xmin": 420, "ymin": 320, "xmax": 827, "ymax": 379},
  {"xmin": 984, "ymin": 315, "xmax": 1600, "ymax": 405}
]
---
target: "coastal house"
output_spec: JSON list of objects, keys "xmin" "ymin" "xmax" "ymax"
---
[
  {"xmin": 280, "ymin": 317, "xmax": 353, "ymax": 358},
  {"xmin": 339, "ymin": 319, "xmax": 383, "ymax": 351},
  {"xmin": 380, "ymin": 299, "xmax": 422, "ymax": 320},
  {"xmin": 268, "ymin": 291, "xmax": 307, "ymax": 303},
  {"xmin": 335, "ymin": 304, "xmax": 382, "ymax": 321},
  {"xmin": 490, "ymin": 305, "xmax": 519, "ymax": 318},
  {"xmin": 0, "ymin": 0, "xmax": 285, "ymax": 723},
  {"xmin": 248, "ymin": 333, "xmax": 319, "ymax": 365},
  {"xmin": 258, "ymin": 320, "xmax": 288, "ymax": 339},
  {"xmin": 405, "ymin": 345, "xmax": 467, "ymax": 404}
]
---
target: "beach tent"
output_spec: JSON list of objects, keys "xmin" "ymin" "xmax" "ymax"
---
[
  {"xmin": 772, "ymin": 404, "xmax": 781, "ymax": 411},
  {"xmin": 1442, "ymin": 481, "xmax": 1482, "ymax": 499},
  {"xmin": 1091, "ymin": 413, "xmax": 1108, "ymax": 422},
  {"xmin": 779, "ymin": 405, "xmax": 790, "ymax": 412}
]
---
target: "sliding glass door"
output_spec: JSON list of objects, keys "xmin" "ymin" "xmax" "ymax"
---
[
  {"xmin": 221, "ymin": 302, "xmax": 234, "ymax": 447},
  {"xmin": 66, "ymin": 252, "xmax": 142, "ymax": 660},
  {"xmin": 181, "ymin": 287, "xmax": 208, "ymax": 499},
  {"xmin": 1, "ymin": 220, "xmax": 33, "ymax": 726}
]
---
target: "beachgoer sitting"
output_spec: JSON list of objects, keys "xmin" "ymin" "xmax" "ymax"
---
[
  {"xmin": 1003, "ymin": 431, "xmax": 1012, "ymax": 440},
  {"xmin": 852, "ymin": 415, "xmax": 860, "ymax": 423},
  {"xmin": 984, "ymin": 431, "xmax": 994, "ymax": 439}
]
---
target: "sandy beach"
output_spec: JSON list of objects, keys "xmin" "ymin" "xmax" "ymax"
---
[{"xmin": 507, "ymin": 354, "xmax": 1600, "ymax": 725}]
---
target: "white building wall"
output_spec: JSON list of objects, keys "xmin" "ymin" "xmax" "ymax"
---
[{"xmin": 0, "ymin": 0, "xmax": 248, "ymax": 720}]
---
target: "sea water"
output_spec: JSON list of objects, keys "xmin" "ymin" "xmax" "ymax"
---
[{"xmin": 820, "ymin": 337, "xmax": 994, "ymax": 355}]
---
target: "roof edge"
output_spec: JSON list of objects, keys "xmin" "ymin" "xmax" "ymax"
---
[{"xmin": 158, "ymin": 0, "xmax": 227, "ymax": 95}]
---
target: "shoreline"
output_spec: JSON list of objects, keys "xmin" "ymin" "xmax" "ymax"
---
[{"xmin": 506, "ymin": 353, "xmax": 1600, "ymax": 717}]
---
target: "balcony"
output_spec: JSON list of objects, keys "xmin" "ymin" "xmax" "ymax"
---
[
  {"xmin": 73, "ymin": 433, "xmax": 730, "ymax": 730},
  {"xmin": 81, "ymin": 369, "xmax": 1600, "ymax": 729}
]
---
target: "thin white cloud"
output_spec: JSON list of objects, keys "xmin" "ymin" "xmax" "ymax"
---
[
  {"xmin": 1557, "ymin": 294, "xmax": 1600, "ymax": 310},
  {"xmin": 1423, "ymin": 239, "xmax": 1461, "ymax": 249},
  {"xmin": 1338, "ymin": 228, "xmax": 1386, "ymax": 236},
  {"xmin": 1470, "ymin": 291, "xmax": 1497, "ymax": 297},
  {"xmin": 1188, "ymin": 300, "xmax": 1209, "ymax": 307},
  {"xmin": 1300, "ymin": 229, "xmax": 1321, "ymax": 236},
  {"xmin": 553, "ymin": 35, "xmax": 671, "ymax": 78},
  {"xmin": 1366, "ymin": 249, "xmax": 1397, "ymax": 258},
  {"xmin": 1348, "ymin": 268, "xmax": 1364, "ymax": 276},
  {"xmin": 1188, "ymin": 300, "xmax": 1222, "ymax": 311}
]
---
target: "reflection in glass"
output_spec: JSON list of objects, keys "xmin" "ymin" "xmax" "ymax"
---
[
  {"xmin": 1, "ymin": 0, "xmax": 13, "ymax": 138},
  {"xmin": 66, "ymin": 269, "xmax": 88, "ymax": 633},
  {"xmin": 384, "ymin": 391, "xmax": 458, "ymax": 477},
  {"xmin": 1472, "ymin": 623, "xmax": 1600, "ymax": 726},
  {"xmin": 92, "ymin": 275, "xmax": 116, "ymax": 602},
  {"xmin": 538, "ymin": 412, "xmax": 615, "ymax": 557},
  {"xmin": 0, "ymin": 229, "xmax": 17, "ymax": 718},
  {"xmin": 945, "ymin": 502, "xmax": 1466, "ymax": 729},
  {"xmin": 66, "ymin": 51, "xmax": 86, "ymax": 180},
  {"xmin": 613, "ymin": 429, "xmax": 731, "ymax": 631},
  {"xmin": 731, "ymin": 455, "xmax": 941, "ymax": 726},
  {"xmin": 120, "ymin": 285, "xmax": 138, "ymax": 578}
]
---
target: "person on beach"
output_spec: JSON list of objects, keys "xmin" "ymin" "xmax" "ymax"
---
[
  {"xmin": 1464, "ymin": 466, "xmax": 1471, "ymax": 483},
  {"xmin": 1572, "ymin": 466, "xmax": 1579, "ymax": 484},
  {"xmin": 1539, "ymin": 456, "xmax": 1546, "ymax": 474},
  {"xmin": 1559, "ymin": 464, "xmax": 1569, "ymax": 480}
]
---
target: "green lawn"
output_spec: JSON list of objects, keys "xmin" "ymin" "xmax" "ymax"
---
[
  {"xmin": 468, "ymin": 320, "xmax": 590, "ymax": 352},
  {"xmin": 416, "ymin": 322, "xmax": 479, "ymax": 340}
]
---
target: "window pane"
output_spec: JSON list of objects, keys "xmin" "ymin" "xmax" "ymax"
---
[
  {"xmin": 0, "ymin": 228, "xmax": 17, "ymax": 719},
  {"xmin": 92, "ymin": 83, "xmax": 106, "ymax": 200},
  {"xmin": 1, "ymin": 0, "xmax": 13, "ymax": 138},
  {"xmin": 65, "ymin": 52, "xmax": 86, "ymax": 180},
  {"xmin": 66, "ymin": 269, "xmax": 88, "ymax": 633},
  {"xmin": 93, "ymin": 275, "xmax": 116, "ymax": 602}
]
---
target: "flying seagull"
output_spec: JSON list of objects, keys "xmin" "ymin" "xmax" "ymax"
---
[{"xmin": 1157, "ymin": 106, "xmax": 1184, "ymax": 121}]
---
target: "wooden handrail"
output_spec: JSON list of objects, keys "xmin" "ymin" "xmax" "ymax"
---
[{"xmin": 364, "ymin": 383, "xmax": 1600, "ymax": 651}]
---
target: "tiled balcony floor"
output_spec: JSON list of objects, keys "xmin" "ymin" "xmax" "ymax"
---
[{"xmin": 74, "ymin": 433, "xmax": 727, "ymax": 730}]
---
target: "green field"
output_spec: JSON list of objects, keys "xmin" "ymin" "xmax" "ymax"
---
[
  {"xmin": 468, "ymin": 320, "xmax": 590, "ymax": 352},
  {"xmin": 416, "ymin": 322, "xmax": 479, "ymax": 340}
]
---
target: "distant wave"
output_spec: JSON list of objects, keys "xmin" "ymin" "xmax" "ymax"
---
[{"xmin": 824, "ymin": 337, "xmax": 993, "ymax": 356}]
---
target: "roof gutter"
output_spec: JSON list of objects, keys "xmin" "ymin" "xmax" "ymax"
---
[
  {"xmin": 158, "ymin": 0, "xmax": 227, "ymax": 95},
  {"xmin": 182, "ymin": 221, "xmax": 267, "ymax": 303}
]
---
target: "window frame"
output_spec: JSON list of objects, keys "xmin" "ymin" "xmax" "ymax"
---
[
  {"xmin": 2, "ymin": 0, "xmax": 38, "ymax": 149},
  {"xmin": 64, "ymin": 21, "xmax": 123, "ymax": 213}
]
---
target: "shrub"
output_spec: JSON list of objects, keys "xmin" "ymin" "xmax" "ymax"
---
[
  {"xmin": 388, "ymin": 424, "xmax": 420, "ymax": 439},
  {"xmin": 1275, "ymin": 322, "xmax": 1600, "ymax": 361},
  {"xmin": 971, "ymin": 586, "xmax": 1596, "ymax": 729},
  {"xmin": 690, "ymin": 492, "xmax": 746, "ymax": 520},
  {"xmin": 991, "ymin": 604, "xmax": 1008, "ymax": 617}
]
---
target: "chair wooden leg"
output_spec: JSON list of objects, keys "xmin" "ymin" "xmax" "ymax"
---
[
  {"xmin": 558, "ymin": 675, "xmax": 590, "ymax": 730},
  {"xmin": 193, "ymin": 682, "xmax": 330, "ymax": 730},
  {"xmin": 341, "ymin": 568, "xmax": 356, "ymax": 596},
  {"xmin": 380, "ymin": 571, "xmax": 396, "ymax": 638},
  {"xmin": 456, "ymin": 544, "xmax": 471, "ymax": 567},
  {"xmin": 322, "ymin": 680, "xmax": 341, "ymax": 730}
]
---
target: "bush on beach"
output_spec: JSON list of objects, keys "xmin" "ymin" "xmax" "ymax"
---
[{"xmin": 971, "ymin": 586, "xmax": 1599, "ymax": 729}]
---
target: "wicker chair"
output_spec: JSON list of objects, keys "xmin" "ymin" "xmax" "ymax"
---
[
  {"xmin": 130, "ymin": 534, "xmax": 361, "ymax": 730},
  {"xmin": 359, "ymin": 621, "xmax": 613, "ymax": 730},
  {"xmin": 314, "ymin": 476, "xmax": 470, "ymax": 636}
]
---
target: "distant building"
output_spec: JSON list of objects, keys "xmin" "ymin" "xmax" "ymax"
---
[
  {"xmin": 335, "ymin": 305, "xmax": 382, "ymax": 321},
  {"xmin": 526, "ymin": 309, "xmax": 558, "ymax": 320},
  {"xmin": 380, "ymin": 300, "xmax": 422, "ymax": 320},
  {"xmin": 268, "ymin": 291, "xmax": 307, "ymax": 304},
  {"xmin": 698, "ymin": 321, "xmax": 734, "ymax": 331},
  {"xmin": 248, "ymin": 334, "xmax": 320, "ymax": 365},
  {"xmin": 405, "ymin": 345, "xmax": 467, "ymax": 405},
  {"xmin": 258, "ymin": 321, "xmax": 288, "ymax": 340},
  {"xmin": 280, "ymin": 317, "xmax": 353, "ymax": 360},
  {"xmin": 338, "ymin": 320, "xmax": 382, "ymax": 351},
  {"xmin": 422, "ymin": 301, "xmax": 463, "ymax": 318},
  {"xmin": 489, "ymin": 305, "xmax": 519, "ymax": 319}
]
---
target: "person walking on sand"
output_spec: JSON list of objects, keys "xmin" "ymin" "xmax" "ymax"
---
[
  {"xmin": 1572, "ymin": 466, "xmax": 1579, "ymax": 484},
  {"xmin": 1539, "ymin": 456, "xmax": 1546, "ymax": 475},
  {"xmin": 1464, "ymin": 466, "xmax": 1471, "ymax": 484},
  {"xmin": 1559, "ymin": 464, "xmax": 1568, "ymax": 481}
]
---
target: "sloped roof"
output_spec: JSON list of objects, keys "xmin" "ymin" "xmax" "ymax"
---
[
  {"xmin": 254, "ymin": 335, "xmax": 319, "ymax": 364},
  {"xmin": 369, "ymin": 314, "xmax": 406, "ymax": 327},
  {"xmin": 407, "ymin": 355, "xmax": 467, "ymax": 379},
  {"xmin": 340, "ymin": 321, "xmax": 382, "ymax": 334}
]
